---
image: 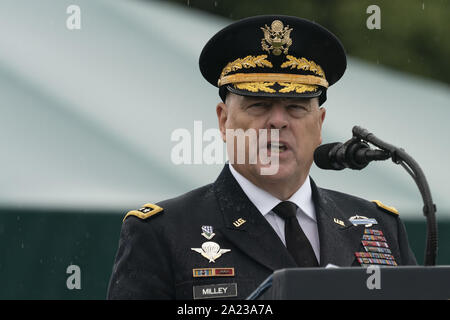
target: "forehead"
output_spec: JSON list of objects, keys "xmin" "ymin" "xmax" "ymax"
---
[{"xmin": 229, "ymin": 94, "xmax": 318, "ymax": 106}]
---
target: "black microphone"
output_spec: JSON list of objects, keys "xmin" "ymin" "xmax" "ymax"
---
[
  {"xmin": 314, "ymin": 126, "xmax": 438, "ymax": 265},
  {"xmin": 314, "ymin": 139, "xmax": 390, "ymax": 170}
]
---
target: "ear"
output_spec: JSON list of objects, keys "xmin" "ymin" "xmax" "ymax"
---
[
  {"xmin": 319, "ymin": 107, "xmax": 326, "ymax": 125},
  {"xmin": 318, "ymin": 107, "xmax": 326, "ymax": 144},
  {"xmin": 216, "ymin": 102, "xmax": 228, "ymax": 142}
]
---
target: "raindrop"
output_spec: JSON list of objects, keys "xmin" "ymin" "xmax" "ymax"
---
[{"xmin": 422, "ymin": 3, "xmax": 425, "ymax": 10}]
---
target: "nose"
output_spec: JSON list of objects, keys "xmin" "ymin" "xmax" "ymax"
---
[{"xmin": 267, "ymin": 104, "xmax": 289, "ymax": 130}]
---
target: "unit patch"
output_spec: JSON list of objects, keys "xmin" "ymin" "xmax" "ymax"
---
[{"xmin": 201, "ymin": 225, "xmax": 215, "ymax": 240}]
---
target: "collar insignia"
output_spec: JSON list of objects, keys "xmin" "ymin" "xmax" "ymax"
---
[
  {"xmin": 232, "ymin": 218, "xmax": 246, "ymax": 228},
  {"xmin": 333, "ymin": 218, "xmax": 345, "ymax": 227}
]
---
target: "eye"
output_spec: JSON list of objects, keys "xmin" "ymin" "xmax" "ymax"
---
[
  {"xmin": 287, "ymin": 104, "xmax": 307, "ymax": 111},
  {"xmin": 247, "ymin": 101, "xmax": 270, "ymax": 109}
]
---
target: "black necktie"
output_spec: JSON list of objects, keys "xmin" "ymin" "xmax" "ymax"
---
[{"xmin": 272, "ymin": 201, "xmax": 319, "ymax": 267}]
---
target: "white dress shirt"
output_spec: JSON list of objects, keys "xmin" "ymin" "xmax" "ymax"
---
[{"xmin": 229, "ymin": 164, "xmax": 320, "ymax": 263}]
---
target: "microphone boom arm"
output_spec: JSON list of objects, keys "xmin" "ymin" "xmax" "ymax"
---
[{"xmin": 352, "ymin": 126, "xmax": 438, "ymax": 266}]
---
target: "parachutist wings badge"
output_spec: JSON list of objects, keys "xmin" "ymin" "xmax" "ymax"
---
[{"xmin": 191, "ymin": 241, "xmax": 231, "ymax": 263}]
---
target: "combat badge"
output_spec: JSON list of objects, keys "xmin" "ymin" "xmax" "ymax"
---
[
  {"xmin": 191, "ymin": 241, "xmax": 231, "ymax": 263},
  {"xmin": 349, "ymin": 215, "xmax": 378, "ymax": 227}
]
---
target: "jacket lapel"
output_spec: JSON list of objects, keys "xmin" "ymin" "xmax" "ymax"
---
[
  {"xmin": 311, "ymin": 179, "xmax": 365, "ymax": 267},
  {"xmin": 213, "ymin": 165, "xmax": 297, "ymax": 271},
  {"xmin": 213, "ymin": 167, "xmax": 364, "ymax": 269}
]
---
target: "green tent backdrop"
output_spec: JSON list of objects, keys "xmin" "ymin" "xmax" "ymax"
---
[{"xmin": 1, "ymin": 208, "xmax": 449, "ymax": 299}]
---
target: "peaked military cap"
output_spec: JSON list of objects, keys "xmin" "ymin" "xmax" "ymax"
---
[{"xmin": 199, "ymin": 15, "xmax": 347, "ymax": 105}]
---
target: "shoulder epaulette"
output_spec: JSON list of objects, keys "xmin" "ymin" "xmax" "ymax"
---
[
  {"xmin": 371, "ymin": 200, "xmax": 399, "ymax": 216},
  {"xmin": 123, "ymin": 203, "xmax": 164, "ymax": 222}
]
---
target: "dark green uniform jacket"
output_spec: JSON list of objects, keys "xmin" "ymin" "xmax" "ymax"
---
[{"xmin": 107, "ymin": 164, "xmax": 416, "ymax": 299}]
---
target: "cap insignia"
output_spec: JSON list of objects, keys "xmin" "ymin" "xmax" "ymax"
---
[{"xmin": 261, "ymin": 20, "xmax": 293, "ymax": 56}]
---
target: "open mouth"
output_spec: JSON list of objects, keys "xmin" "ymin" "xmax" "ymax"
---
[{"xmin": 267, "ymin": 142, "xmax": 288, "ymax": 153}]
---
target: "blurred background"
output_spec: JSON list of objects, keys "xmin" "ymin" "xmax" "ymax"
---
[{"xmin": 0, "ymin": 0, "xmax": 448, "ymax": 299}]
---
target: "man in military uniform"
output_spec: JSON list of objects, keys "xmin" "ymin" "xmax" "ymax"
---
[{"xmin": 107, "ymin": 15, "xmax": 416, "ymax": 300}]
